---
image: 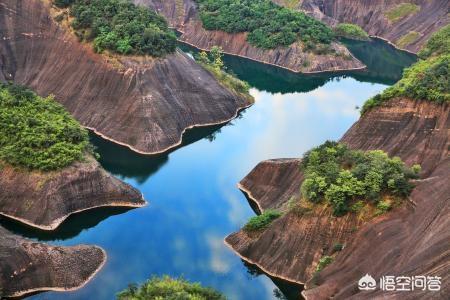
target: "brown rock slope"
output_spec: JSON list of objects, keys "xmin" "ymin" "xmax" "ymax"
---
[
  {"xmin": 279, "ymin": 0, "xmax": 450, "ymax": 53},
  {"xmin": 0, "ymin": 0, "xmax": 251, "ymax": 155},
  {"xmin": 137, "ymin": 0, "xmax": 365, "ymax": 73},
  {"xmin": 0, "ymin": 156, "xmax": 144, "ymax": 230},
  {"xmin": 226, "ymin": 98, "xmax": 449, "ymax": 298},
  {"xmin": 0, "ymin": 226, "xmax": 106, "ymax": 298}
]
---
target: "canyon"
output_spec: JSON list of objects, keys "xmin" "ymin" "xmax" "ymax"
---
[
  {"xmin": 0, "ymin": 0, "xmax": 251, "ymax": 155},
  {"xmin": 276, "ymin": 0, "xmax": 450, "ymax": 53},
  {"xmin": 137, "ymin": 0, "xmax": 365, "ymax": 73},
  {"xmin": 226, "ymin": 98, "xmax": 449, "ymax": 298}
]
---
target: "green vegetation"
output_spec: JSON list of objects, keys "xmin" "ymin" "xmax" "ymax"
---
[
  {"xmin": 0, "ymin": 83, "xmax": 90, "ymax": 171},
  {"xmin": 396, "ymin": 31, "xmax": 420, "ymax": 48},
  {"xmin": 243, "ymin": 209, "xmax": 282, "ymax": 232},
  {"xmin": 362, "ymin": 54, "xmax": 450, "ymax": 113},
  {"xmin": 385, "ymin": 3, "xmax": 420, "ymax": 23},
  {"xmin": 362, "ymin": 25, "xmax": 450, "ymax": 113},
  {"xmin": 419, "ymin": 25, "xmax": 450, "ymax": 59},
  {"xmin": 196, "ymin": 47, "xmax": 251, "ymax": 96},
  {"xmin": 117, "ymin": 275, "xmax": 225, "ymax": 300},
  {"xmin": 195, "ymin": 0, "xmax": 334, "ymax": 51},
  {"xmin": 332, "ymin": 243, "xmax": 344, "ymax": 252},
  {"xmin": 54, "ymin": 0, "xmax": 177, "ymax": 57},
  {"xmin": 334, "ymin": 23, "xmax": 369, "ymax": 41},
  {"xmin": 300, "ymin": 141, "xmax": 419, "ymax": 217},
  {"xmin": 315, "ymin": 256, "xmax": 333, "ymax": 273}
]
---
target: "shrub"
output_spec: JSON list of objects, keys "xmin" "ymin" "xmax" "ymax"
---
[
  {"xmin": 334, "ymin": 23, "xmax": 369, "ymax": 41},
  {"xmin": 195, "ymin": 0, "xmax": 334, "ymax": 50},
  {"xmin": 315, "ymin": 256, "xmax": 334, "ymax": 273},
  {"xmin": 419, "ymin": 24, "xmax": 450, "ymax": 59},
  {"xmin": 385, "ymin": 3, "xmax": 420, "ymax": 23},
  {"xmin": 195, "ymin": 48, "xmax": 251, "ymax": 96},
  {"xmin": 54, "ymin": 0, "xmax": 177, "ymax": 57},
  {"xmin": 0, "ymin": 83, "xmax": 89, "ymax": 171},
  {"xmin": 375, "ymin": 200, "xmax": 392, "ymax": 216},
  {"xmin": 332, "ymin": 243, "xmax": 344, "ymax": 252},
  {"xmin": 116, "ymin": 275, "xmax": 225, "ymax": 300},
  {"xmin": 243, "ymin": 210, "xmax": 282, "ymax": 232},
  {"xmin": 300, "ymin": 142, "xmax": 417, "ymax": 217}
]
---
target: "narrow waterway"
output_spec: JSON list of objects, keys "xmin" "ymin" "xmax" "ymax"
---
[{"xmin": 2, "ymin": 39, "xmax": 415, "ymax": 300}]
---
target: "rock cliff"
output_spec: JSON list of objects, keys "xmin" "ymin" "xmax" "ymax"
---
[
  {"xmin": 226, "ymin": 98, "xmax": 449, "ymax": 297},
  {"xmin": 0, "ymin": 226, "xmax": 106, "ymax": 298},
  {"xmin": 136, "ymin": 0, "xmax": 365, "ymax": 73},
  {"xmin": 278, "ymin": 0, "xmax": 450, "ymax": 53},
  {"xmin": 0, "ymin": 156, "xmax": 144, "ymax": 230},
  {"xmin": 0, "ymin": 0, "xmax": 251, "ymax": 155}
]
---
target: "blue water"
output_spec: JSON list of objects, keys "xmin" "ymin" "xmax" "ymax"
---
[{"xmin": 2, "ymin": 39, "xmax": 415, "ymax": 300}]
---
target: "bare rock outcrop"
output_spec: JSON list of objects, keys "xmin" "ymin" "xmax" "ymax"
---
[
  {"xmin": 137, "ymin": 0, "xmax": 365, "ymax": 73},
  {"xmin": 0, "ymin": 0, "xmax": 251, "ymax": 155},
  {"xmin": 282, "ymin": 0, "xmax": 450, "ymax": 53},
  {"xmin": 0, "ymin": 156, "xmax": 145, "ymax": 230},
  {"xmin": 0, "ymin": 226, "xmax": 106, "ymax": 298},
  {"xmin": 226, "ymin": 98, "xmax": 449, "ymax": 297}
]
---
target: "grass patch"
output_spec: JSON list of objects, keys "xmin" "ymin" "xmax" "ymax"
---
[
  {"xmin": 117, "ymin": 275, "xmax": 225, "ymax": 300},
  {"xmin": 385, "ymin": 3, "xmax": 420, "ymax": 23},
  {"xmin": 0, "ymin": 83, "xmax": 90, "ymax": 171},
  {"xmin": 334, "ymin": 23, "xmax": 369, "ymax": 41},
  {"xmin": 396, "ymin": 31, "xmax": 420, "ymax": 48},
  {"xmin": 243, "ymin": 209, "xmax": 282, "ymax": 232},
  {"xmin": 300, "ymin": 141, "xmax": 419, "ymax": 217},
  {"xmin": 196, "ymin": 0, "xmax": 334, "ymax": 50}
]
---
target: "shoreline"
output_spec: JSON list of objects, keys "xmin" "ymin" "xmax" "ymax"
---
[
  {"xmin": 223, "ymin": 238, "xmax": 305, "ymax": 286},
  {"xmin": 0, "ymin": 198, "xmax": 147, "ymax": 231},
  {"xmin": 85, "ymin": 101, "xmax": 253, "ymax": 156},
  {"xmin": 177, "ymin": 38, "xmax": 367, "ymax": 75}
]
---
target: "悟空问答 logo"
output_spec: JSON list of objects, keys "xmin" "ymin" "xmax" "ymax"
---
[{"xmin": 358, "ymin": 274, "xmax": 377, "ymax": 290}]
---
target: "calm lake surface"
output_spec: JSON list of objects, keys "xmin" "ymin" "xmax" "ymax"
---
[{"xmin": 3, "ymin": 39, "xmax": 415, "ymax": 300}]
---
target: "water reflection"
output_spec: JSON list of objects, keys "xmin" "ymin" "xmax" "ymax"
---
[
  {"xmin": 341, "ymin": 38, "xmax": 417, "ymax": 85},
  {"xmin": 22, "ymin": 40, "xmax": 416, "ymax": 300},
  {"xmin": 179, "ymin": 38, "xmax": 416, "ymax": 94},
  {"xmin": 0, "ymin": 207, "xmax": 135, "ymax": 241},
  {"xmin": 91, "ymin": 123, "xmax": 227, "ymax": 183}
]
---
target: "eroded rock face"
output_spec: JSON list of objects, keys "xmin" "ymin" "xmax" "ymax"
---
[
  {"xmin": 226, "ymin": 98, "xmax": 449, "ymax": 296},
  {"xmin": 0, "ymin": 226, "xmax": 106, "ymax": 298},
  {"xmin": 0, "ymin": 0, "xmax": 251, "ymax": 154},
  {"xmin": 136, "ymin": 0, "xmax": 365, "ymax": 73},
  {"xmin": 287, "ymin": 0, "xmax": 450, "ymax": 53},
  {"xmin": 0, "ymin": 156, "xmax": 144, "ymax": 230}
]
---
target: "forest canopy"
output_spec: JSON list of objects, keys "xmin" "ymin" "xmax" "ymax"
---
[
  {"xmin": 0, "ymin": 83, "xmax": 90, "ymax": 171},
  {"xmin": 117, "ymin": 276, "xmax": 225, "ymax": 300},
  {"xmin": 300, "ymin": 141, "xmax": 419, "ymax": 216},
  {"xmin": 195, "ymin": 0, "xmax": 334, "ymax": 50},
  {"xmin": 54, "ymin": 0, "xmax": 177, "ymax": 57}
]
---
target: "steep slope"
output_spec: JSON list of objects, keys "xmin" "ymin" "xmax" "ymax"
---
[
  {"xmin": 279, "ymin": 0, "xmax": 450, "ymax": 53},
  {"xmin": 0, "ymin": 0, "xmax": 251, "ymax": 155},
  {"xmin": 0, "ymin": 156, "xmax": 144, "ymax": 230},
  {"xmin": 137, "ymin": 0, "xmax": 365, "ymax": 73},
  {"xmin": 0, "ymin": 226, "xmax": 106, "ymax": 298},
  {"xmin": 225, "ymin": 98, "xmax": 449, "ymax": 296}
]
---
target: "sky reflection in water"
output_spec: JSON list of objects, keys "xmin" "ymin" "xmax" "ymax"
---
[{"xmin": 6, "ymin": 39, "xmax": 416, "ymax": 300}]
